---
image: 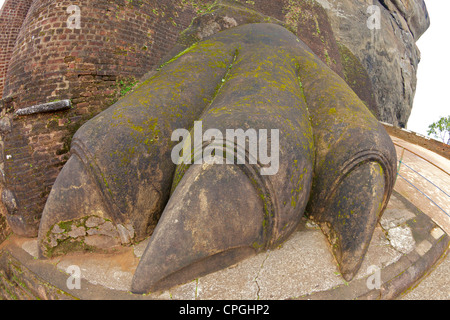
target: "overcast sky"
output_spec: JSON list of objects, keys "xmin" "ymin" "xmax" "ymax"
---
[
  {"xmin": 0, "ymin": 0, "xmax": 447, "ymax": 138},
  {"xmin": 408, "ymin": 0, "xmax": 449, "ymax": 138}
]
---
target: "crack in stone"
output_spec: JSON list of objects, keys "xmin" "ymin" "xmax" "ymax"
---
[{"xmin": 254, "ymin": 252, "xmax": 270, "ymax": 300}]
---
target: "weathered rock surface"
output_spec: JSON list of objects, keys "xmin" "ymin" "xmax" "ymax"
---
[
  {"xmin": 315, "ymin": 0, "xmax": 429, "ymax": 128},
  {"xmin": 165, "ymin": 0, "xmax": 429, "ymax": 127}
]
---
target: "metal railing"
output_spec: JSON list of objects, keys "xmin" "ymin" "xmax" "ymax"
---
[{"xmin": 394, "ymin": 142, "xmax": 450, "ymax": 218}]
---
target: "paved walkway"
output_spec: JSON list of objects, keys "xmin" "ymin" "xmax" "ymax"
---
[
  {"xmin": 390, "ymin": 135, "xmax": 450, "ymax": 300},
  {"xmin": 392, "ymin": 136, "xmax": 450, "ymax": 235},
  {"xmin": 401, "ymin": 248, "xmax": 449, "ymax": 300}
]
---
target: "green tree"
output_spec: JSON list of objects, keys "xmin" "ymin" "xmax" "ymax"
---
[{"xmin": 427, "ymin": 115, "xmax": 450, "ymax": 145}]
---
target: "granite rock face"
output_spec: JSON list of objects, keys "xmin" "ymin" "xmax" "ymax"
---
[{"xmin": 315, "ymin": 0, "xmax": 429, "ymax": 128}]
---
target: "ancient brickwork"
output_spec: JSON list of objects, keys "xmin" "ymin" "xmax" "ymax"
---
[
  {"xmin": 0, "ymin": 0, "xmax": 203, "ymax": 237},
  {"xmin": 0, "ymin": 0, "xmax": 33, "ymax": 100}
]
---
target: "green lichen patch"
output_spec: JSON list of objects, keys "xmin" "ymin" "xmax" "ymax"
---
[{"xmin": 283, "ymin": 0, "xmax": 344, "ymax": 77}]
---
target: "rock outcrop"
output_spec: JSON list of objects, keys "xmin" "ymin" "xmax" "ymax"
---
[
  {"xmin": 316, "ymin": 0, "xmax": 429, "ymax": 128},
  {"xmin": 0, "ymin": 0, "xmax": 431, "ymax": 299},
  {"xmin": 169, "ymin": 0, "xmax": 430, "ymax": 129}
]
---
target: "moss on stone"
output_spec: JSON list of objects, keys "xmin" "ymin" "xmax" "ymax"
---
[{"xmin": 337, "ymin": 42, "xmax": 378, "ymax": 119}]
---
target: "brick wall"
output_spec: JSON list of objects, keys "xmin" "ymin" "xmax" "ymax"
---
[
  {"xmin": 0, "ymin": 0, "xmax": 33, "ymax": 100},
  {"xmin": 0, "ymin": 0, "xmax": 204, "ymax": 237},
  {"xmin": 382, "ymin": 123, "xmax": 450, "ymax": 160}
]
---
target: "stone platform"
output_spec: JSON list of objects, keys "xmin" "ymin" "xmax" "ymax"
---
[{"xmin": 0, "ymin": 190, "xmax": 448, "ymax": 300}]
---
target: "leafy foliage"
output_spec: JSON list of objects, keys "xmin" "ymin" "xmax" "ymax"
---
[{"xmin": 427, "ymin": 115, "xmax": 450, "ymax": 144}]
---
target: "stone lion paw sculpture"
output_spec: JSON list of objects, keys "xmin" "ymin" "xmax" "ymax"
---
[{"xmin": 36, "ymin": 23, "xmax": 396, "ymax": 294}]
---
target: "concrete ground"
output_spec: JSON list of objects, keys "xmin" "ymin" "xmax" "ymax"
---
[{"xmin": 401, "ymin": 248, "xmax": 449, "ymax": 300}]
